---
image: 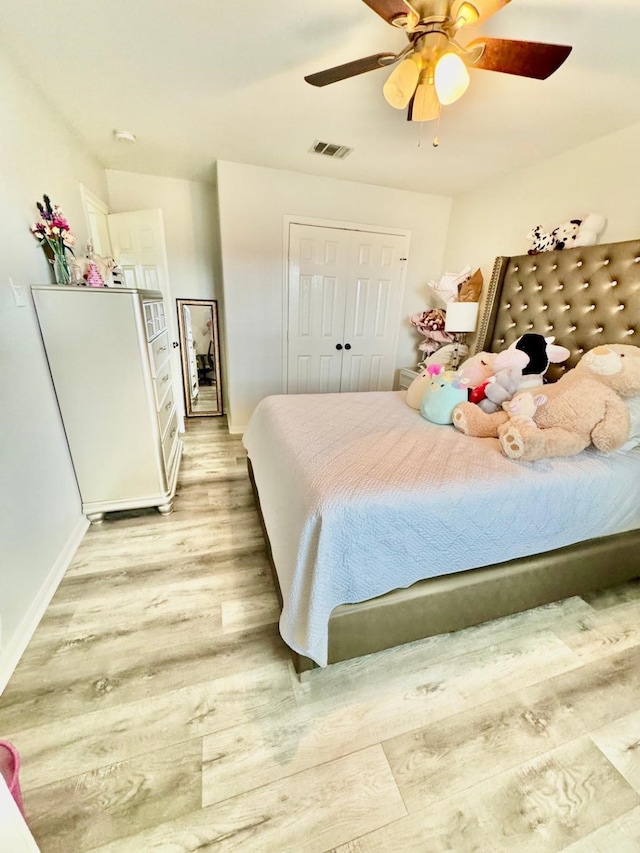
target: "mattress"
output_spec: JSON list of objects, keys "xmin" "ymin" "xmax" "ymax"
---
[{"xmin": 243, "ymin": 390, "xmax": 640, "ymax": 666}]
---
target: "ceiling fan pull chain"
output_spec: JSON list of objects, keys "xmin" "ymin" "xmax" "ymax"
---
[{"xmin": 433, "ymin": 109, "xmax": 442, "ymax": 148}]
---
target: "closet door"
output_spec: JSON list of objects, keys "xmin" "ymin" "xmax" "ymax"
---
[
  {"xmin": 287, "ymin": 223, "xmax": 407, "ymax": 394},
  {"xmin": 340, "ymin": 231, "xmax": 407, "ymax": 392},
  {"xmin": 287, "ymin": 224, "xmax": 349, "ymax": 394}
]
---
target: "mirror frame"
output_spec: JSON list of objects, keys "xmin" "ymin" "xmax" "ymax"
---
[{"xmin": 176, "ymin": 298, "xmax": 223, "ymax": 418}]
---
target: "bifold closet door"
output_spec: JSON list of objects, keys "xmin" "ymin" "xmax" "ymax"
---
[{"xmin": 287, "ymin": 223, "xmax": 406, "ymax": 394}]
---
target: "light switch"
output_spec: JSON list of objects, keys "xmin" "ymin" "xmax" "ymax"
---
[{"xmin": 9, "ymin": 278, "xmax": 26, "ymax": 307}]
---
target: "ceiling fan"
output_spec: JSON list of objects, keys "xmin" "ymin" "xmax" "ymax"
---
[{"xmin": 304, "ymin": 0, "xmax": 572, "ymax": 122}]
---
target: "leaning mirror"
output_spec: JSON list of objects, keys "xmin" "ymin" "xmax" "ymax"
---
[{"xmin": 176, "ymin": 299, "xmax": 223, "ymax": 417}]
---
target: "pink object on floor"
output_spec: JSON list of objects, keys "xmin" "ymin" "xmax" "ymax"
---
[{"xmin": 0, "ymin": 740, "xmax": 24, "ymax": 815}]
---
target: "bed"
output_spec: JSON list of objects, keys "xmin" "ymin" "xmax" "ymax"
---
[{"xmin": 244, "ymin": 238, "xmax": 640, "ymax": 672}]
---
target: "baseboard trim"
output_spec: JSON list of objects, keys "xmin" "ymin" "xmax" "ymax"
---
[
  {"xmin": 0, "ymin": 515, "xmax": 89, "ymax": 695},
  {"xmin": 227, "ymin": 423, "xmax": 246, "ymax": 435}
]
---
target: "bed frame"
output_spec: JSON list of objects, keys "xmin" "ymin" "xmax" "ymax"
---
[{"xmin": 250, "ymin": 237, "xmax": 640, "ymax": 672}]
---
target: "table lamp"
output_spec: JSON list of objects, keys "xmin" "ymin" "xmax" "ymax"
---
[{"xmin": 444, "ymin": 301, "xmax": 480, "ymax": 370}]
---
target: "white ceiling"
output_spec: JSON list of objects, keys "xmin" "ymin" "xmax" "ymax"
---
[{"xmin": 3, "ymin": 0, "xmax": 640, "ymax": 196}]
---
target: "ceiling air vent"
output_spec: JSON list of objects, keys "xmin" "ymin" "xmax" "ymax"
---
[{"xmin": 309, "ymin": 140, "xmax": 353, "ymax": 160}]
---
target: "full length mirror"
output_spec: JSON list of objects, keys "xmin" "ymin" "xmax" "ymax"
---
[{"xmin": 176, "ymin": 299, "xmax": 223, "ymax": 417}]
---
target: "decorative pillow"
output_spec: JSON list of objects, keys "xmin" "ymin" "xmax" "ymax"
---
[{"xmin": 616, "ymin": 394, "xmax": 640, "ymax": 453}]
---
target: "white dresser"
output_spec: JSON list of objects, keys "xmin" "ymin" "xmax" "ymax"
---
[{"xmin": 32, "ymin": 285, "xmax": 182, "ymax": 524}]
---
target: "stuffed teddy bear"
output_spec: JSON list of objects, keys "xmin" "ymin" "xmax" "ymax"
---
[
  {"xmin": 498, "ymin": 344, "xmax": 640, "ymax": 461},
  {"xmin": 502, "ymin": 391, "xmax": 547, "ymax": 428}
]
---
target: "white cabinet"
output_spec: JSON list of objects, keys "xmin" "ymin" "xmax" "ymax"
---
[
  {"xmin": 398, "ymin": 367, "xmax": 420, "ymax": 390},
  {"xmin": 32, "ymin": 285, "xmax": 182, "ymax": 524},
  {"xmin": 287, "ymin": 224, "xmax": 408, "ymax": 394}
]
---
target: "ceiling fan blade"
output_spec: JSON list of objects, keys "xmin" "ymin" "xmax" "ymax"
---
[
  {"xmin": 469, "ymin": 37, "xmax": 572, "ymax": 80},
  {"xmin": 305, "ymin": 53, "xmax": 398, "ymax": 87},
  {"xmin": 361, "ymin": 0, "xmax": 418, "ymax": 26},
  {"xmin": 452, "ymin": 0, "xmax": 511, "ymax": 27},
  {"xmin": 383, "ymin": 56, "xmax": 421, "ymax": 109}
]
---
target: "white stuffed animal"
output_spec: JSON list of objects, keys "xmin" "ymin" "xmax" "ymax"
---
[
  {"xmin": 573, "ymin": 213, "xmax": 607, "ymax": 247},
  {"xmin": 527, "ymin": 213, "xmax": 607, "ymax": 255}
]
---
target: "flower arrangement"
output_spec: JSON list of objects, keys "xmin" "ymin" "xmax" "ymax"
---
[
  {"xmin": 409, "ymin": 308, "xmax": 454, "ymax": 361},
  {"xmin": 30, "ymin": 194, "xmax": 77, "ymax": 284}
]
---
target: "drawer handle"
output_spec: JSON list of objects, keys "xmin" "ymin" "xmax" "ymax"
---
[
  {"xmin": 162, "ymin": 374, "xmax": 169, "ymax": 382},
  {"xmin": 165, "ymin": 402, "xmax": 172, "ymax": 410},
  {"xmin": 158, "ymin": 345, "xmax": 167, "ymax": 353},
  {"xmin": 170, "ymin": 429, "xmax": 176, "ymax": 438}
]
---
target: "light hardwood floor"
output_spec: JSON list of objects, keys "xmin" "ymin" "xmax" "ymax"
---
[{"xmin": 3, "ymin": 418, "xmax": 640, "ymax": 852}]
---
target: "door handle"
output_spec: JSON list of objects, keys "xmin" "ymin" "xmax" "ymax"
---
[
  {"xmin": 335, "ymin": 343, "xmax": 343, "ymax": 350},
  {"xmin": 172, "ymin": 341, "xmax": 179, "ymax": 348},
  {"xmin": 344, "ymin": 343, "xmax": 352, "ymax": 350}
]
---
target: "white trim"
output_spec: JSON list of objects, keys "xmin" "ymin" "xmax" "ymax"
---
[
  {"xmin": 227, "ymin": 422, "xmax": 246, "ymax": 435},
  {"xmin": 0, "ymin": 780, "xmax": 40, "ymax": 852},
  {"xmin": 281, "ymin": 215, "xmax": 411, "ymax": 393},
  {"xmin": 79, "ymin": 182, "xmax": 110, "ymax": 238},
  {"xmin": 0, "ymin": 516, "xmax": 89, "ymax": 695}
]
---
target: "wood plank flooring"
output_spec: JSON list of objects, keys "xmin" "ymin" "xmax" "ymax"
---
[{"xmin": 2, "ymin": 417, "xmax": 640, "ymax": 852}]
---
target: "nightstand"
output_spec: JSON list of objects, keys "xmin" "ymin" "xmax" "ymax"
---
[{"xmin": 398, "ymin": 367, "xmax": 420, "ymax": 390}]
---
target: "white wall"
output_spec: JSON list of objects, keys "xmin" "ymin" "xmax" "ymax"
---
[
  {"xmin": 444, "ymin": 122, "xmax": 640, "ymax": 287},
  {"xmin": 106, "ymin": 171, "xmax": 219, "ymax": 302},
  {"xmin": 0, "ymin": 51, "xmax": 107, "ymax": 689},
  {"xmin": 216, "ymin": 160, "xmax": 452, "ymax": 432}
]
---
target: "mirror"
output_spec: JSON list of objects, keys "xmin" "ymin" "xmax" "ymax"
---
[{"xmin": 176, "ymin": 299, "xmax": 223, "ymax": 417}]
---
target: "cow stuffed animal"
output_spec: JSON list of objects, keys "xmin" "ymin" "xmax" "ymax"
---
[{"xmin": 498, "ymin": 344, "xmax": 640, "ymax": 462}]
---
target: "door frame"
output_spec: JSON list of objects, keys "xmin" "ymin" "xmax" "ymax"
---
[{"xmin": 282, "ymin": 215, "xmax": 411, "ymax": 392}]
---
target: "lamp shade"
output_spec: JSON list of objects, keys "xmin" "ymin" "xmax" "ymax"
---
[
  {"xmin": 444, "ymin": 301, "xmax": 479, "ymax": 333},
  {"xmin": 434, "ymin": 52, "xmax": 470, "ymax": 106}
]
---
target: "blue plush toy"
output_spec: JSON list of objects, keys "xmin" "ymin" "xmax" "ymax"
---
[{"xmin": 420, "ymin": 365, "xmax": 469, "ymax": 425}]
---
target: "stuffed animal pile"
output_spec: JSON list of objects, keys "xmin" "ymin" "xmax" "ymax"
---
[
  {"xmin": 527, "ymin": 213, "xmax": 607, "ymax": 255},
  {"xmin": 455, "ymin": 344, "xmax": 640, "ymax": 462}
]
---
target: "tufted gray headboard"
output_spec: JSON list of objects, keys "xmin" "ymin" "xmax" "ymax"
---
[{"xmin": 475, "ymin": 238, "xmax": 640, "ymax": 382}]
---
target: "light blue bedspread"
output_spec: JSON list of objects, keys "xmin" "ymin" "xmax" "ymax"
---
[{"xmin": 244, "ymin": 391, "xmax": 640, "ymax": 666}]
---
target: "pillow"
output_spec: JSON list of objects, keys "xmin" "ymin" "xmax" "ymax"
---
[{"xmin": 616, "ymin": 394, "xmax": 640, "ymax": 453}]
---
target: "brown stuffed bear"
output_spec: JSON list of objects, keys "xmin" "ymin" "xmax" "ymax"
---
[{"xmin": 496, "ymin": 344, "xmax": 640, "ymax": 461}]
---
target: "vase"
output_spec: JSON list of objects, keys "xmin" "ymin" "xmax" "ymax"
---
[{"xmin": 51, "ymin": 254, "xmax": 71, "ymax": 285}]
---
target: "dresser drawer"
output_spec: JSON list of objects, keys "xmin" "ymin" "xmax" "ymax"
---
[
  {"xmin": 153, "ymin": 364, "xmax": 172, "ymax": 408},
  {"xmin": 143, "ymin": 300, "xmax": 167, "ymax": 341},
  {"xmin": 158, "ymin": 388, "xmax": 175, "ymax": 437},
  {"xmin": 162, "ymin": 411, "xmax": 179, "ymax": 468},
  {"xmin": 150, "ymin": 331, "xmax": 170, "ymax": 374}
]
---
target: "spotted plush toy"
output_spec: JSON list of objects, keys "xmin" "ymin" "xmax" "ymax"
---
[{"xmin": 526, "ymin": 224, "xmax": 557, "ymax": 255}]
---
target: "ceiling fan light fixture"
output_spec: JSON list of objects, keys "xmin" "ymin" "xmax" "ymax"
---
[
  {"xmin": 434, "ymin": 52, "xmax": 470, "ymax": 106},
  {"xmin": 454, "ymin": 2, "xmax": 480, "ymax": 28},
  {"xmin": 411, "ymin": 78, "xmax": 441, "ymax": 123},
  {"xmin": 382, "ymin": 55, "xmax": 421, "ymax": 109}
]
